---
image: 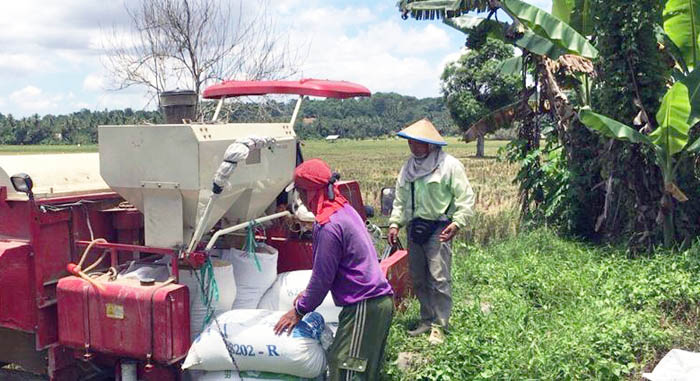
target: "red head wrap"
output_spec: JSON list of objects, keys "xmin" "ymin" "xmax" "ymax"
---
[{"xmin": 292, "ymin": 158, "xmax": 348, "ymax": 224}]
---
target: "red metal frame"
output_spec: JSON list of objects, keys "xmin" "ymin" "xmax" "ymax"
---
[
  {"xmin": 0, "ymin": 174, "xmax": 411, "ymax": 380},
  {"xmin": 202, "ymin": 79, "xmax": 371, "ymax": 99}
]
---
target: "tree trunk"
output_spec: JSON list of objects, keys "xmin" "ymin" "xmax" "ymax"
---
[{"xmin": 476, "ymin": 135, "xmax": 485, "ymax": 157}]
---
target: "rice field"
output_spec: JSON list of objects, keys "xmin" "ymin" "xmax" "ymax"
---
[{"xmin": 1, "ymin": 137, "xmax": 519, "ymax": 244}]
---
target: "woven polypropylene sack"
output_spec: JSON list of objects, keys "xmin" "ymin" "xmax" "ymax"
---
[
  {"xmin": 188, "ymin": 369, "xmax": 322, "ymax": 380},
  {"xmin": 182, "ymin": 309, "xmax": 326, "ymax": 378},
  {"xmin": 225, "ymin": 244, "xmax": 278, "ymax": 309},
  {"xmin": 257, "ymin": 270, "xmax": 341, "ymax": 324},
  {"xmin": 179, "ymin": 261, "xmax": 237, "ymax": 341}
]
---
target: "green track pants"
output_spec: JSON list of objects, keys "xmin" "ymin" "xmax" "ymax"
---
[{"xmin": 327, "ymin": 294, "xmax": 394, "ymax": 381}]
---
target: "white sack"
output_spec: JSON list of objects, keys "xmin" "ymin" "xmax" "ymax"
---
[
  {"xmin": 179, "ymin": 260, "xmax": 237, "ymax": 341},
  {"xmin": 225, "ymin": 244, "xmax": 278, "ymax": 309},
  {"xmin": 257, "ymin": 270, "xmax": 342, "ymax": 325},
  {"xmin": 182, "ymin": 309, "xmax": 326, "ymax": 378},
  {"xmin": 119, "ymin": 261, "xmax": 170, "ymax": 282},
  {"xmin": 189, "ymin": 369, "xmax": 321, "ymax": 381},
  {"xmin": 643, "ymin": 349, "xmax": 700, "ymax": 381}
]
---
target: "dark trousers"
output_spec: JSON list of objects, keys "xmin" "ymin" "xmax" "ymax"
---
[{"xmin": 327, "ymin": 295, "xmax": 394, "ymax": 381}]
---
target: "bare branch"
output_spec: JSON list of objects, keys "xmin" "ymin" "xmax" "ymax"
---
[{"xmin": 102, "ymin": 0, "xmax": 302, "ymax": 112}]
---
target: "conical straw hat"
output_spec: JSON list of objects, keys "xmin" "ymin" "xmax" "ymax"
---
[{"xmin": 397, "ymin": 118, "xmax": 447, "ymax": 146}]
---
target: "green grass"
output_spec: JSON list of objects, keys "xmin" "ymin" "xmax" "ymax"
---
[
  {"xmin": 382, "ymin": 229, "xmax": 700, "ymax": 380},
  {"xmin": 0, "ymin": 144, "xmax": 97, "ymax": 154}
]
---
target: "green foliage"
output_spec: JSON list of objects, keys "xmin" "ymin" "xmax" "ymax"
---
[
  {"xmin": 496, "ymin": 56, "xmax": 523, "ymax": 76},
  {"xmin": 294, "ymin": 93, "xmax": 455, "ymax": 139},
  {"xmin": 552, "ymin": 0, "xmax": 593, "ymax": 35},
  {"xmin": 501, "ymin": 0, "xmax": 598, "ymax": 58},
  {"xmin": 663, "ymin": 0, "xmax": 700, "ymax": 68},
  {"xmin": 0, "ymin": 94, "xmax": 455, "ymax": 144},
  {"xmin": 511, "ymin": 29, "xmax": 569, "ymax": 59},
  {"xmin": 681, "ymin": 67, "xmax": 700, "ymax": 125},
  {"xmin": 0, "ymin": 109, "xmax": 162, "ymax": 145},
  {"xmin": 441, "ymin": 38, "xmax": 520, "ymax": 134},
  {"xmin": 585, "ymin": 0, "xmax": 670, "ymax": 248},
  {"xmin": 503, "ymin": 119, "xmax": 574, "ymax": 228},
  {"xmin": 650, "ymin": 81, "xmax": 691, "ymax": 158},
  {"xmin": 579, "ymin": 108, "xmax": 653, "ymax": 145},
  {"xmin": 383, "ymin": 229, "xmax": 700, "ymax": 380}
]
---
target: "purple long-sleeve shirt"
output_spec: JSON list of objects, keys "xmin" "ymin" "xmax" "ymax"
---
[{"xmin": 296, "ymin": 204, "xmax": 393, "ymax": 314}]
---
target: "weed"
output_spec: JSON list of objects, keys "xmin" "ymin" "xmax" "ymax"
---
[{"xmin": 382, "ymin": 229, "xmax": 700, "ymax": 380}]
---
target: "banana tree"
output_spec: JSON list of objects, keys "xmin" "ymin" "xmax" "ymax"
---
[
  {"xmin": 579, "ymin": 80, "xmax": 700, "ymax": 247},
  {"xmin": 663, "ymin": 0, "xmax": 700, "ymax": 70}
]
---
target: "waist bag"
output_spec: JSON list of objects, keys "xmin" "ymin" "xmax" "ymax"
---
[
  {"xmin": 408, "ymin": 182, "xmax": 449, "ymax": 244},
  {"xmin": 410, "ymin": 218, "xmax": 446, "ymax": 244}
]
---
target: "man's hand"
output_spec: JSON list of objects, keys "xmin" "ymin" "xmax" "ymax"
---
[
  {"xmin": 274, "ymin": 308, "xmax": 301, "ymax": 336},
  {"xmin": 439, "ymin": 223, "xmax": 460, "ymax": 242},
  {"xmin": 387, "ymin": 227, "xmax": 399, "ymax": 246}
]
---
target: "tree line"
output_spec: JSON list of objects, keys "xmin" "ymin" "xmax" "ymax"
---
[{"xmin": 0, "ymin": 93, "xmax": 457, "ymax": 145}]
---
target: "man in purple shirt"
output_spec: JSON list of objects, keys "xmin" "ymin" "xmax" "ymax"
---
[{"xmin": 274, "ymin": 158, "xmax": 394, "ymax": 381}]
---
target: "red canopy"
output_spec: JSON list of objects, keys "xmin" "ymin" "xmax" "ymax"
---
[{"xmin": 202, "ymin": 79, "xmax": 371, "ymax": 99}]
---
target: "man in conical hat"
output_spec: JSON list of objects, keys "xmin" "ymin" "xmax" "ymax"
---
[{"xmin": 387, "ymin": 118, "xmax": 475, "ymax": 345}]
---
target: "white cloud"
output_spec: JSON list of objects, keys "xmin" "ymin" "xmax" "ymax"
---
[
  {"xmin": 0, "ymin": 54, "xmax": 51, "ymax": 76},
  {"xmin": 283, "ymin": 7, "xmax": 454, "ymax": 98},
  {"xmin": 83, "ymin": 74, "xmax": 106, "ymax": 92},
  {"xmin": 8, "ymin": 86, "xmax": 64, "ymax": 114},
  {"xmin": 10, "ymin": 86, "xmax": 43, "ymax": 101}
]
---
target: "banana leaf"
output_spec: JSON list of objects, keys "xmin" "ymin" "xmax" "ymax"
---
[
  {"xmin": 443, "ymin": 14, "xmax": 506, "ymax": 40},
  {"xmin": 397, "ymin": 0, "xmax": 490, "ymax": 19},
  {"xmin": 663, "ymin": 0, "xmax": 700, "ymax": 68},
  {"xmin": 552, "ymin": 0, "xmax": 592, "ymax": 35},
  {"xmin": 686, "ymin": 135, "xmax": 700, "ymax": 151},
  {"xmin": 497, "ymin": 56, "xmax": 523, "ymax": 76},
  {"xmin": 579, "ymin": 108, "xmax": 653, "ymax": 145},
  {"xmin": 513, "ymin": 29, "xmax": 569, "ymax": 59},
  {"xmin": 443, "ymin": 14, "xmax": 567, "ymax": 59},
  {"xmin": 464, "ymin": 99, "xmax": 526, "ymax": 142},
  {"xmin": 681, "ymin": 67, "xmax": 700, "ymax": 125},
  {"xmin": 650, "ymin": 82, "xmax": 691, "ymax": 156},
  {"xmin": 502, "ymin": 0, "xmax": 598, "ymax": 59}
]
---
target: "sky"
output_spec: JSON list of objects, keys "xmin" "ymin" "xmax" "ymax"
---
[{"xmin": 0, "ymin": 0, "xmax": 552, "ymax": 118}]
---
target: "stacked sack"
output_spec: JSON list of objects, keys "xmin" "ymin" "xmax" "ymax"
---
[
  {"xmin": 182, "ymin": 310, "xmax": 327, "ymax": 379},
  {"xmin": 179, "ymin": 260, "xmax": 237, "ymax": 341},
  {"xmin": 183, "ymin": 243, "xmax": 343, "ymax": 379},
  {"xmin": 223, "ymin": 244, "xmax": 278, "ymax": 309},
  {"xmin": 258, "ymin": 270, "xmax": 342, "ymax": 329},
  {"xmin": 188, "ymin": 370, "xmax": 322, "ymax": 380}
]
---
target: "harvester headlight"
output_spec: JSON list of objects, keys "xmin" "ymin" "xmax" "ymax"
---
[{"xmin": 10, "ymin": 173, "xmax": 34, "ymax": 194}]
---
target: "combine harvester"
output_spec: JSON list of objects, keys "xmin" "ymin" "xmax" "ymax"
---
[{"xmin": 0, "ymin": 79, "xmax": 410, "ymax": 380}]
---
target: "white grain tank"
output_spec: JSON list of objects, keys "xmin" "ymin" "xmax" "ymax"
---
[
  {"xmin": 98, "ymin": 79, "xmax": 370, "ymax": 249},
  {"xmin": 98, "ymin": 121, "xmax": 295, "ymax": 248}
]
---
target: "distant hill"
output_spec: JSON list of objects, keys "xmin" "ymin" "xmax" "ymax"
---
[{"xmin": 0, "ymin": 93, "xmax": 455, "ymax": 145}]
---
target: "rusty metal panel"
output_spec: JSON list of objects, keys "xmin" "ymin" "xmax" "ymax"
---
[
  {"xmin": 0, "ymin": 242, "xmax": 35, "ymax": 332},
  {"xmin": 0, "ymin": 327, "xmax": 46, "ymax": 375}
]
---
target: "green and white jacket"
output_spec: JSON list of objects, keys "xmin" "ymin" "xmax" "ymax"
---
[{"xmin": 389, "ymin": 153, "xmax": 475, "ymax": 229}]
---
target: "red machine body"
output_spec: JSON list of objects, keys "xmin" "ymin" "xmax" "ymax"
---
[
  {"xmin": 0, "ymin": 79, "xmax": 411, "ymax": 380},
  {"xmin": 57, "ymin": 277, "xmax": 190, "ymax": 364}
]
